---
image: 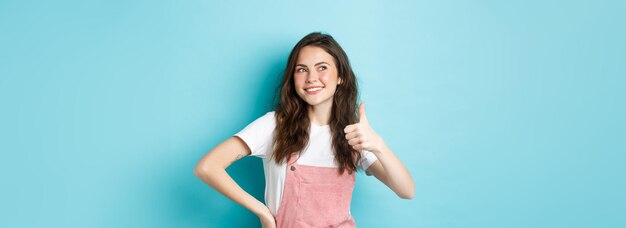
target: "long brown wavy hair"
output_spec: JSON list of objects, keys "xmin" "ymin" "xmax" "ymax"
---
[{"xmin": 271, "ymin": 32, "xmax": 361, "ymax": 175}]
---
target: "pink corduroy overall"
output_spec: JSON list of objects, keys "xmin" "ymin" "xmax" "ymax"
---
[{"xmin": 275, "ymin": 153, "xmax": 357, "ymax": 228}]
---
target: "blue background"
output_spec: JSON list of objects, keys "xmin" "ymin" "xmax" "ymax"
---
[{"xmin": 1, "ymin": 0, "xmax": 625, "ymax": 227}]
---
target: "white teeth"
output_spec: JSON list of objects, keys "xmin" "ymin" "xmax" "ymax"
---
[{"xmin": 306, "ymin": 87, "xmax": 322, "ymax": 92}]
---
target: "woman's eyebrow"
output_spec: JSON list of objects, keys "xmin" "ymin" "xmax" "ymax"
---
[
  {"xmin": 296, "ymin": 62, "xmax": 329, "ymax": 67},
  {"xmin": 314, "ymin": 61, "xmax": 329, "ymax": 66}
]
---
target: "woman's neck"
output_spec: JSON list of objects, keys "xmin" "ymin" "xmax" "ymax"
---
[{"xmin": 307, "ymin": 102, "xmax": 332, "ymax": 126}]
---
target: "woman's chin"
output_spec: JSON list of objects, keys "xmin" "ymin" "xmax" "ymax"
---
[{"xmin": 306, "ymin": 99, "xmax": 333, "ymax": 108}]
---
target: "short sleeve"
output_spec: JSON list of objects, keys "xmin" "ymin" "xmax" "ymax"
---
[
  {"xmin": 234, "ymin": 111, "xmax": 276, "ymax": 158},
  {"xmin": 358, "ymin": 150, "xmax": 379, "ymax": 173}
]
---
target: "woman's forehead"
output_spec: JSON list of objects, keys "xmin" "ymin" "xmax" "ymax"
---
[{"xmin": 297, "ymin": 46, "xmax": 334, "ymax": 66}]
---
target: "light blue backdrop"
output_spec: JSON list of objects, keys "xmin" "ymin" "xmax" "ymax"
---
[{"xmin": 1, "ymin": 0, "xmax": 624, "ymax": 227}]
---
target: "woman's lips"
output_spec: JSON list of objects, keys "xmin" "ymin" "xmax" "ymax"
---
[{"xmin": 305, "ymin": 87, "xmax": 323, "ymax": 95}]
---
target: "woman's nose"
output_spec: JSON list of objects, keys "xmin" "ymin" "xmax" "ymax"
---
[{"xmin": 306, "ymin": 71, "xmax": 319, "ymax": 83}]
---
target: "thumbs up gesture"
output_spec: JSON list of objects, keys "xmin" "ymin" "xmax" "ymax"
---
[{"xmin": 344, "ymin": 102, "xmax": 385, "ymax": 154}]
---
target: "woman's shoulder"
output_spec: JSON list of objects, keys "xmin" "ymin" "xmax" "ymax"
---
[
  {"xmin": 264, "ymin": 110, "xmax": 276, "ymax": 117},
  {"xmin": 245, "ymin": 110, "xmax": 276, "ymax": 129},
  {"xmin": 259, "ymin": 110, "xmax": 276, "ymax": 122}
]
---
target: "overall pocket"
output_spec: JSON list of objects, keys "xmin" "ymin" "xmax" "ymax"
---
[{"xmin": 295, "ymin": 182, "xmax": 352, "ymax": 227}]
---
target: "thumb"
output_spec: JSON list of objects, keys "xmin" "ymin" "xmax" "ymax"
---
[{"xmin": 358, "ymin": 102, "xmax": 368, "ymax": 123}]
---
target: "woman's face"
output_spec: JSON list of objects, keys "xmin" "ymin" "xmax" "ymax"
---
[{"xmin": 293, "ymin": 46, "xmax": 342, "ymax": 108}]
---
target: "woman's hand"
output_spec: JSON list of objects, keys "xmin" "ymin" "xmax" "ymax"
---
[
  {"xmin": 344, "ymin": 102, "xmax": 385, "ymax": 154},
  {"xmin": 257, "ymin": 206, "xmax": 276, "ymax": 228},
  {"xmin": 344, "ymin": 103, "xmax": 416, "ymax": 199}
]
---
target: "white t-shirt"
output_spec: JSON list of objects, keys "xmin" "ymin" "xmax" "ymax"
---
[{"xmin": 234, "ymin": 111, "xmax": 379, "ymax": 216}]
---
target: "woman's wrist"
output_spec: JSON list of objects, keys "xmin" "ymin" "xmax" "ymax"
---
[
  {"xmin": 371, "ymin": 138, "xmax": 388, "ymax": 155},
  {"xmin": 251, "ymin": 201, "xmax": 271, "ymax": 217}
]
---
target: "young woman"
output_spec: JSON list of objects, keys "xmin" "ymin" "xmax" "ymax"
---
[{"xmin": 194, "ymin": 32, "xmax": 414, "ymax": 228}]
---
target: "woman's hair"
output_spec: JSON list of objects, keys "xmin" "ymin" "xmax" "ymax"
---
[{"xmin": 271, "ymin": 32, "xmax": 361, "ymax": 175}]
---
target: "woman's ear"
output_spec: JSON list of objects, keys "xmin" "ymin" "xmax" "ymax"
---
[{"xmin": 338, "ymin": 77, "xmax": 343, "ymax": 85}]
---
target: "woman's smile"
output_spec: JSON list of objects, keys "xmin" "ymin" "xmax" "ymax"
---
[{"xmin": 305, "ymin": 86, "xmax": 324, "ymax": 95}]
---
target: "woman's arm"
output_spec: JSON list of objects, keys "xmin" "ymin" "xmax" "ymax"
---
[
  {"xmin": 194, "ymin": 136, "xmax": 275, "ymax": 227},
  {"xmin": 365, "ymin": 143, "xmax": 415, "ymax": 199},
  {"xmin": 344, "ymin": 103, "xmax": 415, "ymax": 199}
]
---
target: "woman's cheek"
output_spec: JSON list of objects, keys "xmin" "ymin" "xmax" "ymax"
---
[
  {"xmin": 293, "ymin": 74, "xmax": 305, "ymax": 86},
  {"xmin": 319, "ymin": 73, "xmax": 328, "ymax": 82}
]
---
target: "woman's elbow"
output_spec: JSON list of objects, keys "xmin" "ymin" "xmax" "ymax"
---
[
  {"xmin": 399, "ymin": 191, "xmax": 414, "ymax": 200},
  {"xmin": 397, "ymin": 186, "xmax": 415, "ymax": 200},
  {"xmin": 398, "ymin": 191, "xmax": 414, "ymax": 200},
  {"xmin": 194, "ymin": 166, "xmax": 202, "ymax": 177},
  {"xmin": 194, "ymin": 163, "xmax": 210, "ymax": 178}
]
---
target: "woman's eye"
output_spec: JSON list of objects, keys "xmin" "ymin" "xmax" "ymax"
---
[
  {"xmin": 296, "ymin": 68, "xmax": 307, "ymax": 73},
  {"xmin": 318, "ymin": 66, "xmax": 327, "ymax": 71}
]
